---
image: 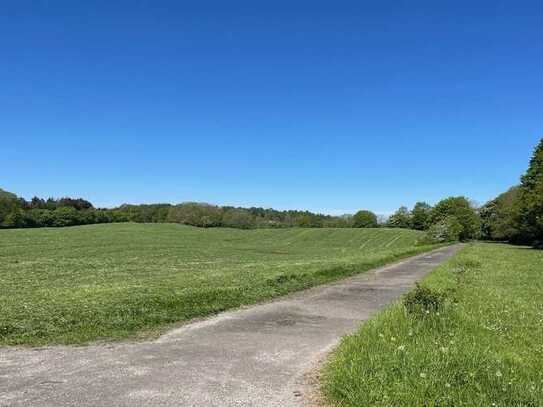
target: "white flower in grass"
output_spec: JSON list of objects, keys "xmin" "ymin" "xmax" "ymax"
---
[
  {"xmin": 496, "ymin": 371, "xmax": 502, "ymax": 377},
  {"xmin": 420, "ymin": 373, "xmax": 427, "ymax": 378},
  {"xmin": 445, "ymin": 383, "xmax": 451, "ymax": 388}
]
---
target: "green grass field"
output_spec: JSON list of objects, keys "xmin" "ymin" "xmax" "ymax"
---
[
  {"xmin": 0, "ymin": 223, "xmax": 436, "ymax": 346},
  {"xmin": 322, "ymin": 243, "xmax": 543, "ymax": 406}
]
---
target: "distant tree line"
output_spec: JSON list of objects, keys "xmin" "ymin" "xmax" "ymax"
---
[
  {"xmin": 2, "ymin": 138, "xmax": 541, "ymax": 247},
  {"xmin": 0, "ymin": 193, "xmax": 356, "ymax": 230},
  {"xmin": 0, "ymin": 193, "xmax": 128, "ymax": 228}
]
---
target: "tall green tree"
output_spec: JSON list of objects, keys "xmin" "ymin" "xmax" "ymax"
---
[
  {"xmin": 387, "ymin": 206, "xmax": 412, "ymax": 228},
  {"xmin": 411, "ymin": 202, "xmax": 432, "ymax": 230},
  {"xmin": 352, "ymin": 210, "xmax": 378, "ymax": 228},
  {"xmin": 0, "ymin": 188, "xmax": 21, "ymax": 226},
  {"xmin": 480, "ymin": 187, "xmax": 519, "ymax": 241},
  {"xmin": 511, "ymin": 138, "xmax": 543, "ymax": 246},
  {"xmin": 429, "ymin": 196, "xmax": 480, "ymax": 240}
]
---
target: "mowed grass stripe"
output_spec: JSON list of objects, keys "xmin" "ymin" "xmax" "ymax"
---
[{"xmin": 0, "ymin": 223, "xmax": 437, "ymax": 346}]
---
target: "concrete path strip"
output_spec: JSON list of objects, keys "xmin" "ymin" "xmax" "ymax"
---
[{"xmin": 0, "ymin": 245, "xmax": 463, "ymax": 407}]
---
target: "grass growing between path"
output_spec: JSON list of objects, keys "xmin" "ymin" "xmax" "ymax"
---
[
  {"xmin": 0, "ymin": 223, "xmax": 437, "ymax": 346},
  {"xmin": 322, "ymin": 243, "xmax": 543, "ymax": 406}
]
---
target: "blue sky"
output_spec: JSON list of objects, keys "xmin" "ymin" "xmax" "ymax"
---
[{"xmin": 1, "ymin": 1, "xmax": 541, "ymax": 214}]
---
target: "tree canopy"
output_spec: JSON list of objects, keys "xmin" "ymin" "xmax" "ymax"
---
[
  {"xmin": 352, "ymin": 210, "xmax": 378, "ymax": 228},
  {"xmin": 511, "ymin": 138, "xmax": 543, "ymax": 246}
]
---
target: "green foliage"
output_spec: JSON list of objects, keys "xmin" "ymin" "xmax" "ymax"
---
[
  {"xmin": 411, "ymin": 202, "xmax": 432, "ymax": 230},
  {"xmin": 403, "ymin": 283, "xmax": 445, "ymax": 315},
  {"xmin": 423, "ymin": 216, "xmax": 463, "ymax": 243},
  {"xmin": 0, "ymin": 188, "xmax": 21, "ymax": 225},
  {"xmin": 117, "ymin": 203, "xmax": 171, "ymax": 223},
  {"xmin": 322, "ymin": 244, "xmax": 543, "ymax": 406},
  {"xmin": 3, "ymin": 209, "xmax": 30, "ymax": 228},
  {"xmin": 429, "ymin": 196, "xmax": 480, "ymax": 240},
  {"xmin": 0, "ymin": 188, "xmax": 127, "ymax": 229},
  {"xmin": 387, "ymin": 206, "xmax": 412, "ymax": 228},
  {"xmin": 510, "ymin": 137, "xmax": 543, "ymax": 246},
  {"xmin": 352, "ymin": 210, "xmax": 378, "ymax": 228},
  {"xmin": 167, "ymin": 202, "xmax": 223, "ymax": 227},
  {"xmin": 480, "ymin": 187, "xmax": 519, "ymax": 241},
  {"xmin": 221, "ymin": 208, "xmax": 256, "ymax": 229},
  {"xmin": 0, "ymin": 224, "xmax": 435, "ymax": 345}
]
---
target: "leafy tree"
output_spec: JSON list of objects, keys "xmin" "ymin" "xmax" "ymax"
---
[
  {"xmin": 480, "ymin": 187, "xmax": 519, "ymax": 241},
  {"xmin": 167, "ymin": 203, "xmax": 223, "ymax": 227},
  {"xmin": 511, "ymin": 138, "xmax": 543, "ymax": 246},
  {"xmin": 221, "ymin": 208, "xmax": 256, "ymax": 229},
  {"xmin": 387, "ymin": 206, "xmax": 412, "ymax": 228},
  {"xmin": 52, "ymin": 207, "xmax": 80, "ymax": 227},
  {"xmin": 423, "ymin": 216, "xmax": 463, "ymax": 243},
  {"xmin": 57, "ymin": 197, "xmax": 94, "ymax": 210},
  {"xmin": 118, "ymin": 204, "xmax": 172, "ymax": 223},
  {"xmin": 3, "ymin": 209, "xmax": 31, "ymax": 228},
  {"xmin": 352, "ymin": 210, "xmax": 378, "ymax": 228},
  {"xmin": 28, "ymin": 209, "xmax": 55, "ymax": 227},
  {"xmin": 30, "ymin": 196, "xmax": 47, "ymax": 209},
  {"xmin": 0, "ymin": 188, "xmax": 21, "ymax": 226},
  {"xmin": 411, "ymin": 202, "xmax": 432, "ymax": 230},
  {"xmin": 429, "ymin": 196, "xmax": 480, "ymax": 240}
]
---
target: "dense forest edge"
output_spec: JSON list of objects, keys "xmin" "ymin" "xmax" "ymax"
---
[{"xmin": 1, "ymin": 137, "xmax": 542, "ymax": 247}]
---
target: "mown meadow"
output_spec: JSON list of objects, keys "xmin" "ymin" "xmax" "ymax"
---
[
  {"xmin": 0, "ymin": 223, "xmax": 437, "ymax": 346},
  {"xmin": 322, "ymin": 243, "xmax": 543, "ymax": 406}
]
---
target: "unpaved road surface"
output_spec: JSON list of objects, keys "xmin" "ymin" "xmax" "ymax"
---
[{"xmin": 0, "ymin": 245, "xmax": 462, "ymax": 407}]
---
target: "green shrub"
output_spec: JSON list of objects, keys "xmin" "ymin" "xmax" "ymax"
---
[
  {"xmin": 221, "ymin": 208, "xmax": 256, "ymax": 229},
  {"xmin": 429, "ymin": 196, "xmax": 480, "ymax": 240},
  {"xmin": 422, "ymin": 216, "xmax": 463, "ymax": 243},
  {"xmin": 167, "ymin": 202, "xmax": 223, "ymax": 227},
  {"xmin": 403, "ymin": 283, "xmax": 445, "ymax": 315},
  {"xmin": 387, "ymin": 206, "xmax": 412, "ymax": 228},
  {"xmin": 352, "ymin": 210, "xmax": 378, "ymax": 228},
  {"xmin": 411, "ymin": 202, "xmax": 432, "ymax": 230}
]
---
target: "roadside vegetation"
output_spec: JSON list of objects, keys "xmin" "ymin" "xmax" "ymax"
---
[
  {"xmin": 322, "ymin": 243, "xmax": 543, "ymax": 406},
  {"xmin": 0, "ymin": 224, "xmax": 437, "ymax": 346}
]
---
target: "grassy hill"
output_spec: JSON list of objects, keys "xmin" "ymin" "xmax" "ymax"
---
[{"xmin": 0, "ymin": 223, "xmax": 435, "ymax": 345}]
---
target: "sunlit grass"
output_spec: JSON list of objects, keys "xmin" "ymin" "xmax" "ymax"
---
[
  {"xmin": 322, "ymin": 243, "xmax": 543, "ymax": 406},
  {"xmin": 0, "ymin": 223, "xmax": 434, "ymax": 346}
]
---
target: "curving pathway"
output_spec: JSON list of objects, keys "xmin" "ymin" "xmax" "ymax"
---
[{"xmin": 0, "ymin": 245, "xmax": 462, "ymax": 407}]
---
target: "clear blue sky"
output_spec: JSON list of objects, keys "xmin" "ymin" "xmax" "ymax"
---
[{"xmin": 2, "ymin": 1, "xmax": 541, "ymax": 214}]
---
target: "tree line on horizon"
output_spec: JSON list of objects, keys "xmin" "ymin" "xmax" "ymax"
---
[{"xmin": 1, "ymin": 137, "xmax": 541, "ymax": 247}]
